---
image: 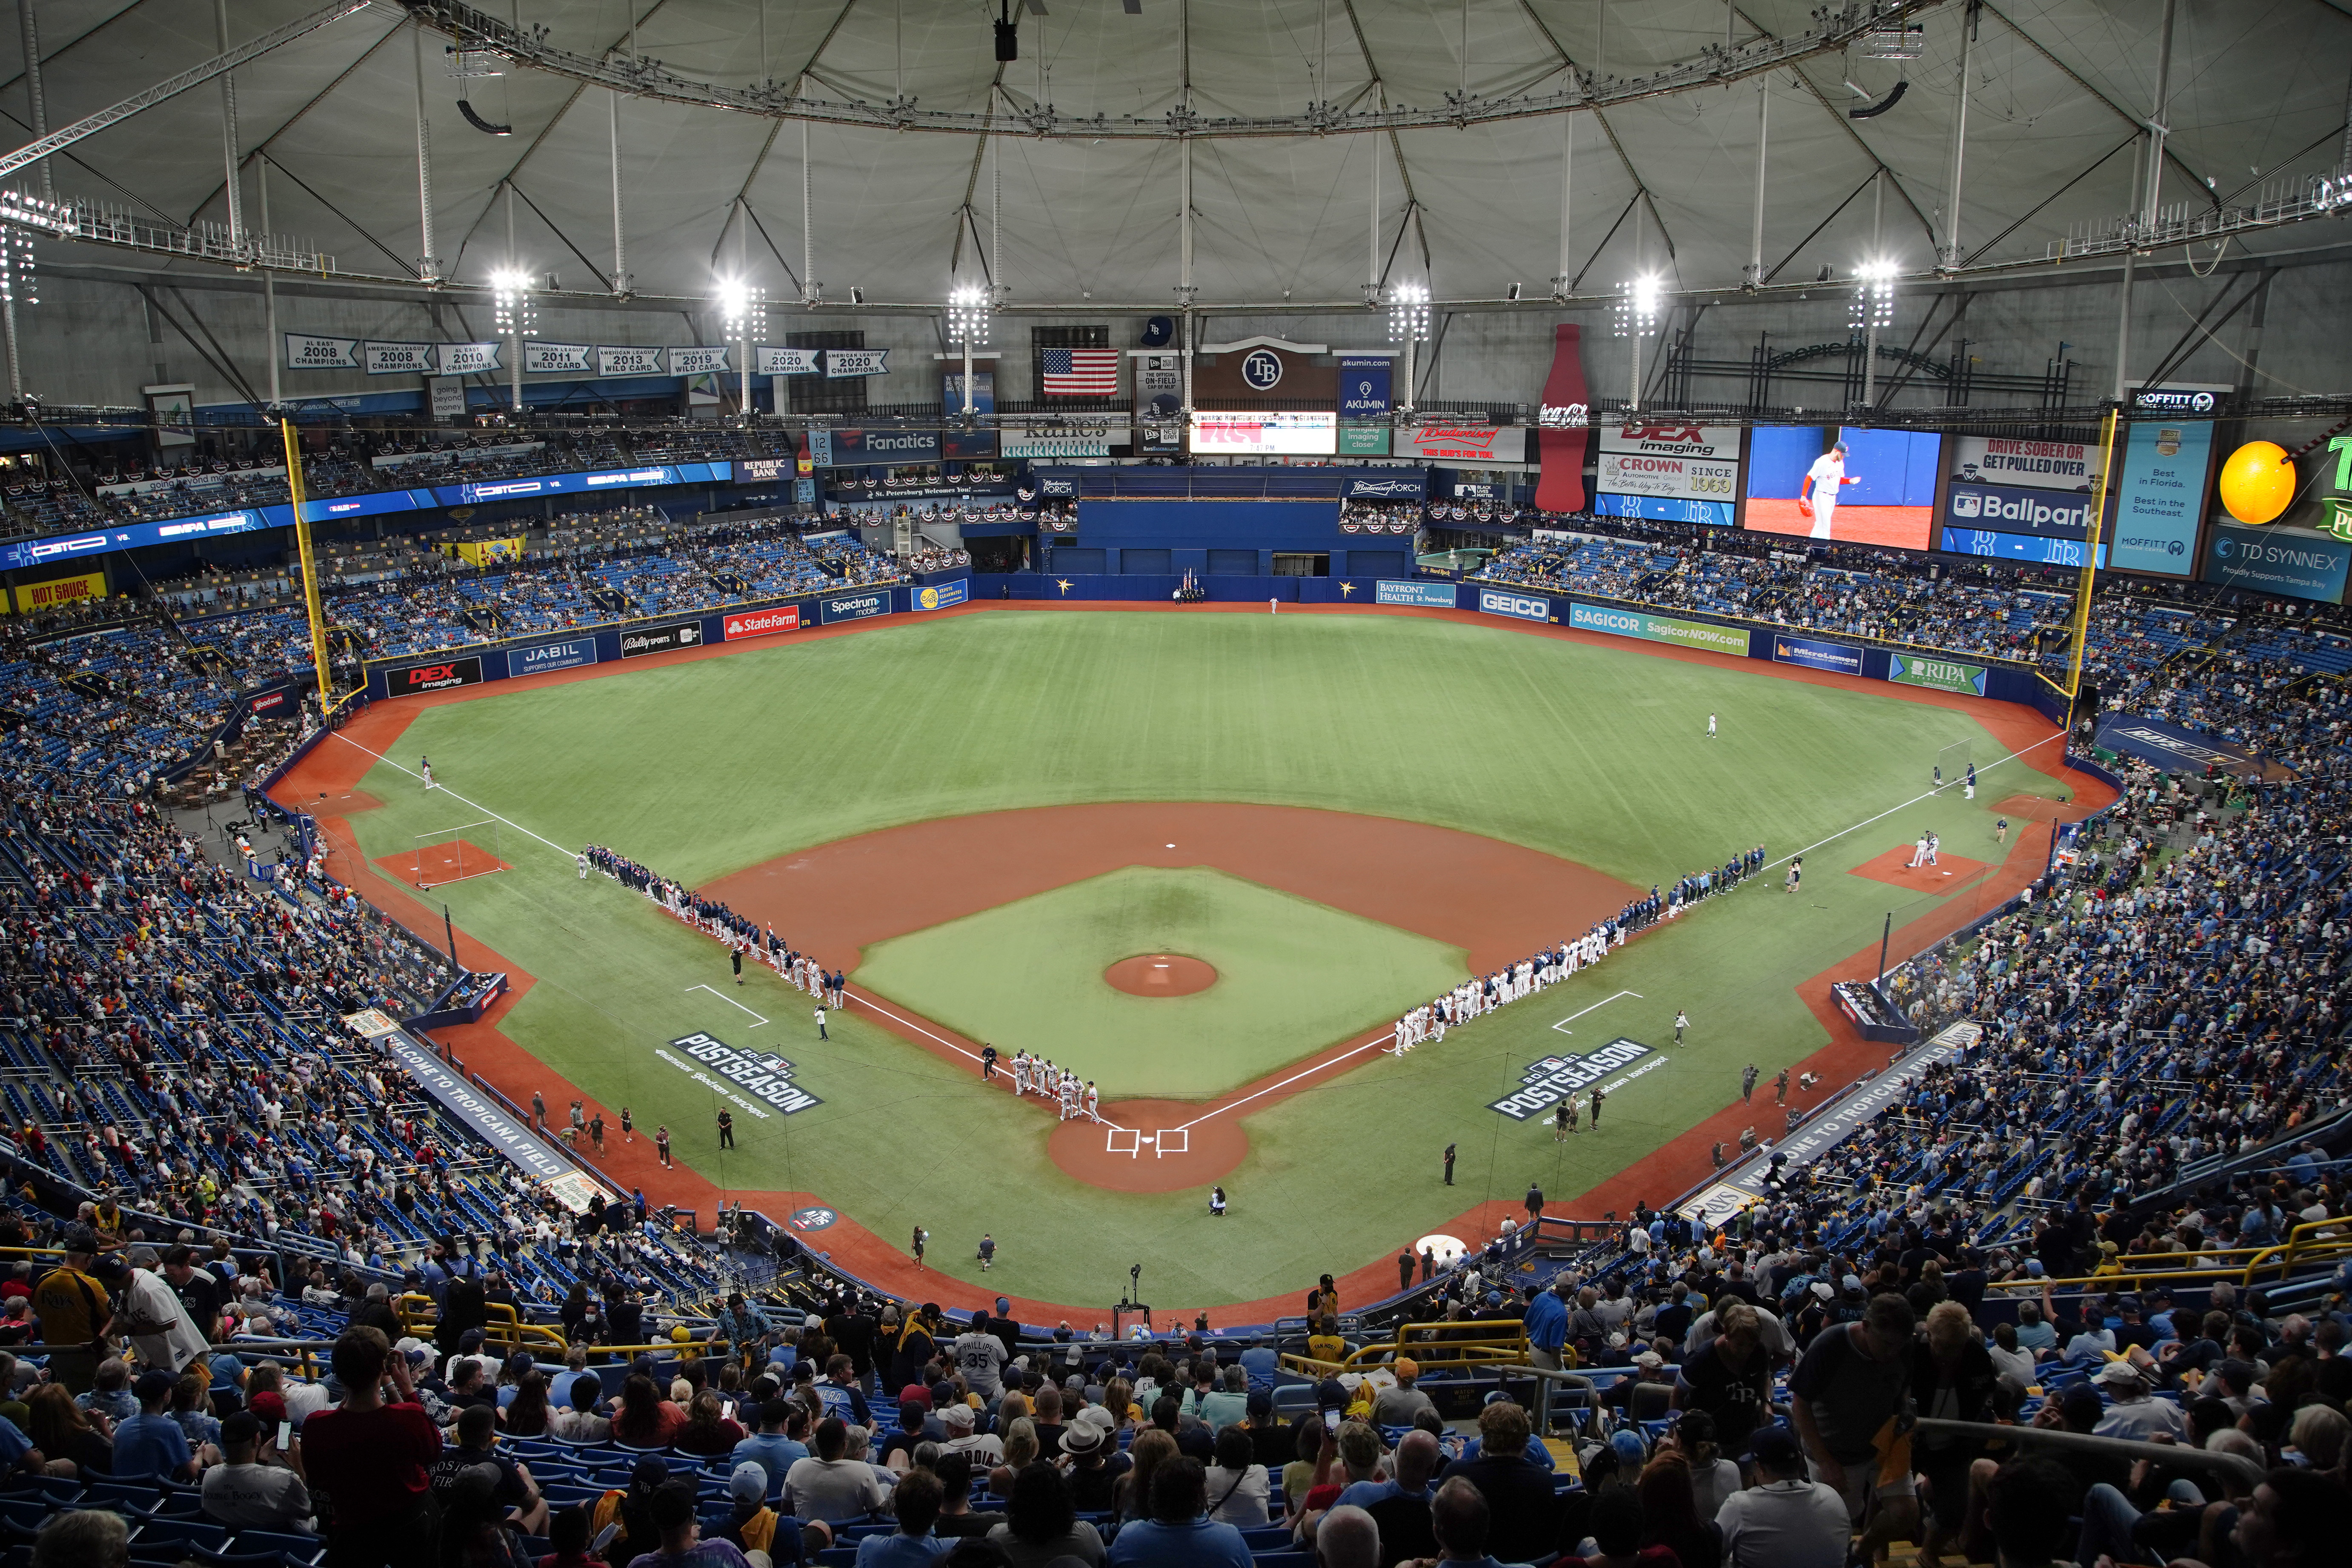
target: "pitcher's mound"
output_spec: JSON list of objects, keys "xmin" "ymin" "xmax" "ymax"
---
[{"xmin": 1104, "ymin": 954, "xmax": 1218, "ymax": 997}]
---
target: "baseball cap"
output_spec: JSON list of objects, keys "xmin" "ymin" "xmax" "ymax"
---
[
  {"xmin": 939, "ymin": 1401, "xmax": 975, "ymax": 1430},
  {"xmin": 1750, "ymin": 1425, "xmax": 1803, "ymax": 1466},
  {"xmin": 249, "ymin": 1391, "xmax": 288, "ymax": 1427},
  {"xmin": 60, "ymin": 1225, "xmax": 96, "ymax": 1255},
  {"xmin": 2094, "ymin": 1359, "xmax": 2148, "ymax": 1387},
  {"xmin": 728, "ymin": 1462, "xmax": 767, "ymax": 1505},
  {"xmin": 218, "ymin": 1411, "xmax": 260, "ymax": 1447},
  {"xmin": 899, "ymin": 1384, "xmax": 929, "ymax": 1407},
  {"xmin": 134, "ymin": 1369, "xmax": 177, "ymax": 1405}
]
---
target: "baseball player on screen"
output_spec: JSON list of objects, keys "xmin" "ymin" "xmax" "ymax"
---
[{"xmin": 1801, "ymin": 439, "xmax": 1859, "ymax": 540}]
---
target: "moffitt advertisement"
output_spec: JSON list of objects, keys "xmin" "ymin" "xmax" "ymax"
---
[
  {"xmin": 1568, "ymin": 602, "xmax": 1751, "ymax": 656},
  {"xmin": 723, "ymin": 606, "xmax": 802, "ymax": 640},
  {"xmin": 619, "ymin": 620, "xmax": 705, "ymax": 658},
  {"xmin": 387, "ymin": 655, "xmax": 484, "ymax": 694},
  {"xmin": 2109, "ymin": 384, "xmax": 2226, "ymax": 577},
  {"xmin": 1378, "ymin": 580, "xmax": 1458, "ymax": 609},
  {"xmin": 507, "ymin": 638, "xmax": 597, "ymax": 677}
]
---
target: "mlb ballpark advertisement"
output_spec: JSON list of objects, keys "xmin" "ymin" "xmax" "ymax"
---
[
  {"xmin": 1596, "ymin": 423, "xmax": 1741, "ymax": 529},
  {"xmin": 1568, "ymin": 602, "xmax": 1752, "ymax": 655},
  {"xmin": 1378, "ymin": 580, "xmax": 1457, "ymax": 609},
  {"xmin": 1534, "ymin": 323, "xmax": 1592, "ymax": 514},
  {"xmin": 619, "ymin": 620, "xmax": 706, "ymax": 658},
  {"xmin": 722, "ymin": 606, "xmax": 803, "ymax": 640},
  {"xmin": 385, "ymin": 655, "xmax": 485, "ymax": 694},
  {"xmin": 506, "ymin": 638, "xmax": 598, "ymax": 677},
  {"xmin": 1489, "ymin": 1038, "xmax": 1658, "ymax": 1120},
  {"xmin": 1770, "ymin": 635, "xmax": 1863, "ymax": 675},
  {"xmin": 1887, "ymin": 653, "xmax": 1989, "ymax": 696}
]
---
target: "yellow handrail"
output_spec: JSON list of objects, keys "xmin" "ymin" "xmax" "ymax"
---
[{"xmin": 1279, "ymin": 1320, "xmax": 1533, "ymax": 1379}]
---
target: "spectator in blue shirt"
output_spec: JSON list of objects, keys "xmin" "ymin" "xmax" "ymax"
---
[
  {"xmin": 854, "ymin": 1468, "xmax": 950, "ymax": 1566},
  {"xmin": 1104, "ymin": 1456, "xmax": 1253, "ymax": 1568},
  {"xmin": 1522, "ymin": 1280, "xmax": 1570, "ymax": 1370},
  {"xmin": 112, "ymin": 1370, "xmax": 206, "ymax": 1482},
  {"xmin": 733, "ymin": 1399, "xmax": 810, "ymax": 1496},
  {"xmin": 1238, "ymin": 1336, "xmax": 1279, "ymax": 1382}
]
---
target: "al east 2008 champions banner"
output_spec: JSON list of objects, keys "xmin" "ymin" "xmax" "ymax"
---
[{"xmin": 1535, "ymin": 324, "xmax": 1591, "ymax": 514}]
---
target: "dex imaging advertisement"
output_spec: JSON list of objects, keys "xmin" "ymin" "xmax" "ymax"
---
[
  {"xmin": 1745, "ymin": 426, "xmax": 1943, "ymax": 549},
  {"xmin": 1596, "ymin": 423, "xmax": 1741, "ymax": 528}
]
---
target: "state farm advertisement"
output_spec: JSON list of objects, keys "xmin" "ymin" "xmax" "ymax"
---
[
  {"xmin": 723, "ymin": 606, "xmax": 802, "ymax": 641},
  {"xmin": 386, "ymin": 655, "xmax": 484, "ymax": 695},
  {"xmin": 1400, "ymin": 422, "xmax": 1520, "ymax": 462},
  {"xmin": 1597, "ymin": 425, "xmax": 1743, "ymax": 502}
]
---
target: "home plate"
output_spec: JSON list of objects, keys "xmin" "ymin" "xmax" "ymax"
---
[{"xmin": 1140, "ymin": 1135, "xmax": 1156, "ymax": 1144}]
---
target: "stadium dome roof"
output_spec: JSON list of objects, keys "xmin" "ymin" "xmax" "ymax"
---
[{"xmin": 10, "ymin": 0, "xmax": 2351, "ymax": 309}]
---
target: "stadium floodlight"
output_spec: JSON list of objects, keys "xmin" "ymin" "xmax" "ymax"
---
[
  {"xmin": 715, "ymin": 278, "xmax": 766, "ymax": 425},
  {"xmin": 1614, "ymin": 273, "xmax": 1665, "ymax": 413},
  {"xmin": 1388, "ymin": 281, "xmax": 1431, "ymax": 418},
  {"xmin": 1851, "ymin": 257, "xmax": 1897, "ymax": 406},
  {"xmin": 490, "ymin": 268, "xmax": 534, "ymax": 414},
  {"xmin": 947, "ymin": 281, "xmax": 990, "ymax": 416}
]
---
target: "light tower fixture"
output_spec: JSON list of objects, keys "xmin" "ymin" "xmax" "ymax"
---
[
  {"xmin": 716, "ymin": 278, "xmax": 766, "ymax": 426},
  {"xmin": 1615, "ymin": 273, "xmax": 1664, "ymax": 413},
  {"xmin": 1851, "ymin": 257, "xmax": 1897, "ymax": 406},
  {"xmin": 946, "ymin": 281, "xmax": 990, "ymax": 418},
  {"xmin": 1388, "ymin": 280, "xmax": 1430, "ymax": 416},
  {"xmin": 490, "ymin": 267, "xmax": 535, "ymax": 414}
]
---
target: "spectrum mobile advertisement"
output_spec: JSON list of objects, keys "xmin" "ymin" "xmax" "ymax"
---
[{"xmin": 1744, "ymin": 426, "xmax": 1943, "ymax": 549}]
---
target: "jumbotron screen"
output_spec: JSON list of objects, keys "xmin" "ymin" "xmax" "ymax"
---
[{"xmin": 1743, "ymin": 426, "xmax": 1944, "ymax": 549}]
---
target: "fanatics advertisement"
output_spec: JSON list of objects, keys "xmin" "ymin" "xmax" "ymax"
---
[
  {"xmin": 1187, "ymin": 411, "xmax": 1337, "ymax": 456},
  {"xmin": 387, "ymin": 655, "xmax": 485, "ymax": 694},
  {"xmin": 506, "ymin": 638, "xmax": 598, "ymax": 677},
  {"xmin": 1568, "ymin": 602, "xmax": 1751, "ymax": 655},
  {"xmin": 722, "ymin": 606, "xmax": 803, "ymax": 640},
  {"xmin": 618, "ymin": 620, "xmax": 706, "ymax": 658},
  {"xmin": 1769, "ymin": 634, "xmax": 1863, "ymax": 675},
  {"xmin": 820, "ymin": 589, "xmax": 893, "ymax": 624},
  {"xmin": 1377, "ymin": 580, "xmax": 1457, "ymax": 609}
]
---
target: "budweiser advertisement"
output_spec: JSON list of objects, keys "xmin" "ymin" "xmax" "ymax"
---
[
  {"xmin": 723, "ymin": 606, "xmax": 802, "ymax": 641},
  {"xmin": 1400, "ymin": 421, "xmax": 1516, "ymax": 463},
  {"xmin": 1534, "ymin": 323, "xmax": 1592, "ymax": 513}
]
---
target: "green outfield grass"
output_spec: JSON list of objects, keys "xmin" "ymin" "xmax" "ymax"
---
[
  {"xmin": 337, "ymin": 609, "xmax": 2065, "ymax": 1308},
  {"xmin": 856, "ymin": 866, "xmax": 1467, "ymax": 1099}
]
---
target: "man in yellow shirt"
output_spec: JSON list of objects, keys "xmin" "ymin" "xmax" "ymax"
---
[{"xmin": 34, "ymin": 1225, "xmax": 112, "ymax": 1393}]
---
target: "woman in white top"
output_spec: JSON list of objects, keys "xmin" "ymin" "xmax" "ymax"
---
[
  {"xmin": 1204, "ymin": 1426, "xmax": 1272, "ymax": 1527},
  {"xmin": 1666, "ymin": 1409, "xmax": 1743, "ymax": 1520}
]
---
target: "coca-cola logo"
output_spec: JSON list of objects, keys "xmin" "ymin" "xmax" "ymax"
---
[{"xmin": 1538, "ymin": 403, "xmax": 1589, "ymax": 428}]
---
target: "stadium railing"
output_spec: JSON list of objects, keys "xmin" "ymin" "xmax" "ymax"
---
[{"xmin": 1278, "ymin": 1321, "xmax": 1531, "ymax": 1380}]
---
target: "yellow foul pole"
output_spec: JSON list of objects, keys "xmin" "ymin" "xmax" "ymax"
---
[
  {"xmin": 2064, "ymin": 405, "xmax": 2120, "ymax": 733},
  {"xmin": 279, "ymin": 418, "xmax": 333, "ymax": 711}
]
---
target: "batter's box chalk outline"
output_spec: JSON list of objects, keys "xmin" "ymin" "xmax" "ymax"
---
[
  {"xmin": 1105, "ymin": 1127, "xmax": 1141, "ymax": 1157},
  {"xmin": 1155, "ymin": 1127, "xmax": 1189, "ymax": 1158}
]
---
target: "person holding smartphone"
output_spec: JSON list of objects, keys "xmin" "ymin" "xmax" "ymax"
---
[
  {"xmin": 299, "ymin": 1328, "xmax": 444, "ymax": 1568},
  {"xmin": 199, "ymin": 1410, "xmax": 314, "ymax": 1534}
]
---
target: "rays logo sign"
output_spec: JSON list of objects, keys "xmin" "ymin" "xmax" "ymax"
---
[{"xmin": 1488, "ymin": 1038, "xmax": 1655, "ymax": 1120}]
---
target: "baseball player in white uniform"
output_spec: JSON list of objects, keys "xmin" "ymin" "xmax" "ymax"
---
[
  {"xmin": 1802, "ymin": 440, "xmax": 1858, "ymax": 540},
  {"xmin": 1909, "ymin": 833, "xmax": 1930, "ymax": 868}
]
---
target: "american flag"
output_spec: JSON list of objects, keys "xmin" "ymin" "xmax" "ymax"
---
[{"xmin": 1041, "ymin": 347, "xmax": 1120, "ymax": 396}]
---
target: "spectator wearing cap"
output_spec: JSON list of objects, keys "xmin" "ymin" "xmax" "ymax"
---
[
  {"xmin": 99, "ymin": 1248, "xmax": 207, "ymax": 1374},
  {"xmin": 1372, "ymin": 1359, "xmax": 1436, "ymax": 1426},
  {"xmin": 711, "ymin": 1458, "xmax": 807, "ymax": 1562},
  {"xmin": 199, "ymin": 1410, "xmax": 312, "ymax": 1533},
  {"xmin": 2091, "ymin": 1356, "xmax": 2186, "ymax": 1440},
  {"xmin": 1788, "ymin": 1292, "xmax": 1918, "ymax": 1547},
  {"xmin": 111, "ymin": 1368, "xmax": 210, "ymax": 1481},
  {"xmin": 1436, "ymin": 1402, "xmax": 1556, "ymax": 1562},
  {"xmin": 733, "ymin": 1395, "xmax": 809, "ymax": 1494},
  {"xmin": 1717, "ymin": 1425, "xmax": 1848, "ymax": 1568},
  {"xmin": 32, "ymin": 1225, "xmax": 111, "ymax": 1394},
  {"xmin": 938, "ymin": 1398, "xmax": 1005, "ymax": 1464}
]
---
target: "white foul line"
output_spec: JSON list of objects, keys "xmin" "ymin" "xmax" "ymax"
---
[
  {"xmin": 1760, "ymin": 730, "xmax": 2069, "ymax": 875},
  {"xmin": 328, "ymin": 732, "xmax": 575, "ymax": 859},
  {"xmin": 1551, "ymin": 989, "xmax": 1642, "ymax": 1036},
  {"xmin": 1174, "ymin": 1027, "xmax": 1400, "ymax": 1133},
  {"xmin": 849, "ymin": 990, "xmax": 1134, "ymax": 1134},
  {"xmin": 687, "ymin": 984, "xmax": 768, "ymax": 1027}
]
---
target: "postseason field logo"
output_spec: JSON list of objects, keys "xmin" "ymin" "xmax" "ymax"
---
[
  {"xmin": 389, "ymin": 655, "xmax": 484, "ymax": 693},
  {"xmin": 1377, "ymin": 580, "xmax": 1456, "ymax": 609},
  {"xmin": 722, "ymin": 606, "xmax": 801, "ymax": 641},
  {"xmin": 656, "ymin": 1032, "xmax": 822, "ymax": 1115},
  {"xmin": 1477, "ymin": 589, "xmax": 1551, "ymax": 623},
  {"xmin": 1489, "ymin": 1038, "xmax": 1654, "ymax": 1120}
]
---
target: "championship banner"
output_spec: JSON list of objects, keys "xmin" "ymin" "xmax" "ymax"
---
[
  {"xmin": 283, "ymin": 333, "xmax": 360, "ymax": 370},
  {"xmin": 524, "ymin": 341, "xmax": 593, "ymax": 374},
  {"xmin": 824, "ymin": 348, "xmax": 890, "ymax": 378},
  {"xmin": 756, "ymin": 345, "xmax": 822, "ymax": 375},
  {"xmin": 9, "ymin": 569, "xmax": 103, "ymax": 614},
  {"xmin": 1534, "ymin": 323, "xmax": 1593, "ymax": 513},
  {"xmin": 597, "ymin": 345, "xmax": 667, "ymax": 377},
  {"xmin": 668, "ymin": 345, "xmax": 731, "ymax": 376},
  {"xmin": 361, "ymin": 341, "xmax": 439, "ymax": 376},
  {"xmin": 1887, "ymin": 653, "xmax": 1989, "ymax": 696},
  {"xmin": 437, "ymin": 342, "xmax": 502, "ymax": 375},
  {"xmin": 1568, "ymin": 602, "xmax": 1751, "ymax": 655},
  {"xmin": 722, "ymin": 606, "xmax": 801, "ymax": 640}
]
